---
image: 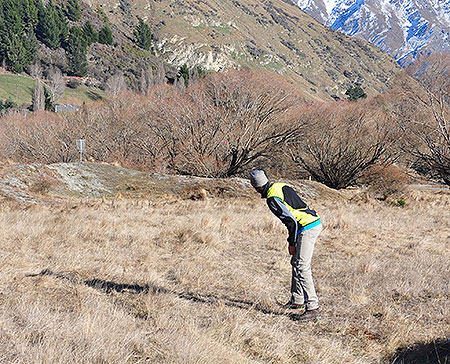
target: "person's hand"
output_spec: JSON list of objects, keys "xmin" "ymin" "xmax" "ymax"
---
[{"xmin": 288, "ymin": 245, "xmax": 296, "ymax": 256}]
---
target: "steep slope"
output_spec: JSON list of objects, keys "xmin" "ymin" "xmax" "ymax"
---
[
  {"xmin": 294, "ymin": 0, "xmax": 450, "ymax": 66},
  {"xmin": 90, "ymin": 0, "xmax": 401, "ymax": 100}
]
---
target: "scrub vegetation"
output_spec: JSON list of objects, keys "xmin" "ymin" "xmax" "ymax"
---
[{"xmin": 0, "ymin": 58, "xmax": 448, "ymax": 188}]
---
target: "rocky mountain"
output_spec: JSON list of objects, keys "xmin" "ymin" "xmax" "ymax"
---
[
  {"xmin": 293, "ymin": 0, "xmax": 450, "ymax": 66},
  {"xmin": 89, "ymin": 0, "xmax": 402, "ymax": 100}
]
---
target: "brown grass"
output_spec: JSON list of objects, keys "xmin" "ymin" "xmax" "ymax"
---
[{"xmin": 0, "ymin": 190, "xmax": 449, "ymax": 363}]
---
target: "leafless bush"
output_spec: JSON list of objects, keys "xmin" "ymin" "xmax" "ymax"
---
[
  {"xmin": 392, "ymin": 54, "xmax": 450, "ymax": 185},
  {"xmin": 29, "ymin": 175, "xmax": 57, "ymax": 194},
  {"xmin": 46, "ymin": 67, "xmax": 66, "ymax": 103},
  {"xmin": 66, "ymin": 78, "xmax": 82, "ymax": 89},
  {"xmin": 152, "ymin": 69, "xmax": 304, "ymax": 177},
  {"xmin": 0, "ymin": 111, "xmax": 79, "ymax": 163},
  {"xmin": 286, "ymin": 100, "xmax": 397, "ymax": 189},
  {"xmin": 360, "ymin": 164, "xmax": 408, "ymax": 200},
  {"xmin": 58, "ymin": 92, "xmax": 168, "ymax": 170},
  {"xmin": 105, "ymin": 71, "xmax": 128, "ymax": 96}
]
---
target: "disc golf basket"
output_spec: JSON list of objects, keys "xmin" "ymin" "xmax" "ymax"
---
[{"xmin": 76, "ymin": 139, "xmax": 86, "ymax": 163}]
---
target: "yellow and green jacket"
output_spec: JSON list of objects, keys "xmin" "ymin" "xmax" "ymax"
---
[{"xmin": 262, "ymin": 182, "xmax": 321, "ymax": 246}]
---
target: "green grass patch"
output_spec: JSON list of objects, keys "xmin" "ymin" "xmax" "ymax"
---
[
  {"xmin": 0, "ymin": 74, "xmax": 35, "ymax": 106},
  {"xmin": 212, "ymin": 25, "xmax": 231, "ymax": 34},
  {"xmin": 262, "ymin": 60, "xmax": 284, "ymax": 71},
  {"xmin": 0, "ymin": 74, "xmax": 105, "ymax": 106},
  {"xmin": 61, "ymin": 84, "xmax": 105, "ymax": 104}
]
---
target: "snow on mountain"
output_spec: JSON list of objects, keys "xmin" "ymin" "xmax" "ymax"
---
[{"xmin": 294, "ymin": 0, "xmax": 450, "ymax": 65}]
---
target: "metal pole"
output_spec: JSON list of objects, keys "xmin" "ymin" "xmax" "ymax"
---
[{"xmin": 76, "ymin": 139, "xmax": 86, "ymax": 163}]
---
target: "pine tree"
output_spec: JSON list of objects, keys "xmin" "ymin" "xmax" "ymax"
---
[
  {"xmin": 0, "ymin": 0, "xmax": 37, "ymax": 72},
  {"xmin": 98, "ymin": 24, "xmax": 113, "ymax": 45},
  {"xmin": 43, "ymin": 84, "xmax": 54, "ymax": 111},
  {"xmin": 345, "ymin": 85, "xmax": 367, "ymax": 101},
  {"xmin": 0, "ymin": 97, "xmax": 16, "ymax": 115},
  {"xmin": 5, "ymin": 34, "xmax": 34, "ymax": 73},
  {"xmin": 179, "ymin": 64, "xmax": 189, "ymax": 86},
  {"xmin": 82, "ymin": 21, "xmax": 98, "ymax": 46},
  {"xmin": 21, "ymin": 0, "xmax": 39, "ymax": 31},
  {"xmin": 56, "ymin": 6, "xmax": 69, "ymax": 45},
  {"xmin": 65, "ymin": 0, "xmax": 81, "ymax": 22},
  {"xmin": 133, "ymin": 17, "xmax": 152, "ymax": 51},
  {"xmin": 0, "ymin": 0, "xmax": 23, "ymax": 65},
  {"xmin": 66, "ymin": 26, "xmax": 87, "ymax": 76},
  {"xmin": 36, "ymin": 0, "xmax": 61, "ymax": 49}
]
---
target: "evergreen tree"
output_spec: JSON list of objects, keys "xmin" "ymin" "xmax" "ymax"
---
[
  {"xmin": 179, "ymin": 63, "xmax": 189, "ymax": 86},
  {"xmin": 98, "ymin": 24, "xmax": 113, "ymax": 45},
  {"xmin": 21, "ymin": 0, "xmax": 39, "ymax": 31},
  {"xmin": 133, "ymin": 17, "xmax": 151, "ymax": 51},
  {"xmin": 65, "ymin": 0, "xmax": 81, "ymax": 22},
  {"xmin": 56, "ymin": 6, "xmax": 69, "ymax": 45},
  {"xmin": 66, "ymin": 26, "xmax": 87, "ymax": 76},
  {"xmin": 5, "ymin": 33, "xmax": 36, "ymax": 72},
  {"xmin": 345, "ymin": 85, "xmax": 367, "ymax": 101},
  {"xmin": 0, "ymin": 97, "xmax": 16, "ymax": 115},
  {"xmin": 82, "ymin": 21, "xmax": 98, "ymax": 46},
  {"xmin": 0, "ymin": 0, "xmax": 23, "ymax": 63},
  {"xmin": 43, "ymin": 84, "xmax": 54, "ymax": 111},
  {"xmin": 0, "ymin": 0, "xmax": 37, "ymax": 72},
  {"xmin": 36, "ymin": 0, "xmax": 61, "ymax": 49}
]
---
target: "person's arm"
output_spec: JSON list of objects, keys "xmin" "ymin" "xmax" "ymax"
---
[{"xmin": 267, "ymin": 197, "xmax": 298, "ymax": 246}]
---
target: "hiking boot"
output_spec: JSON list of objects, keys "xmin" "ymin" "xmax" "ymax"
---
[
  {"xmin": 295, "ymin": 308, "xmax": 321, "ymax": 322},
  {"xmin": 278, "ymin": 299, "xmax": 303, "ymax": 310}
]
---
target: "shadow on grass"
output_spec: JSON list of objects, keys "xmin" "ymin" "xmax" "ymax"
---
[
  {"xmin": 86, "ymin": 90, "xmax": 103, "ymax": 101},
  {"xmin": 26, "ymin": 269, "xmax": 304, "ymax": 321},
  {"xmin": 388, "ymin": 339, "xmax": 450, "ymax": 364}
]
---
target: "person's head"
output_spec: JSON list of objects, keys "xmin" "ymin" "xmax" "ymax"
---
[{"xmin": 249, "ymin": 169, "xmax": 269, "ymax": 193}]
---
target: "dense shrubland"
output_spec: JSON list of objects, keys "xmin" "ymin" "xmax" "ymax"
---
[{"xmin": 0, "ymin": 62, "xmax": 449, "ymax": 188}]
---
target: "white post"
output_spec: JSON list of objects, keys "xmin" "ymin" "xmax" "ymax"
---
[{"xmin": 76, "ymin": 139, "xmax": 86, "ymax": 163}]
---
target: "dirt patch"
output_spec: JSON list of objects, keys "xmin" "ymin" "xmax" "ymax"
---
[{"xmin": 0, "ymin": 162, "xmax": 347, "ymax": 203}]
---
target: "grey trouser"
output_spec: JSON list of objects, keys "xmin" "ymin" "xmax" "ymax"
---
[{"xmin": 290, "ymin": 223, "xmax": 322, "ymax": 310}]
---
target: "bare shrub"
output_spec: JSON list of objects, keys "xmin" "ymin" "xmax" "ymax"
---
[
  {"xmin": 0, "ymin": 111, "xmax": 79, "ymax": 163},
  {"xmin": 152, "ymin": 69, "xmax": 303, "ymax": 177},
  {"xmin": 392, "ymin": 54, "xmax": 450, "ymax": 185},
  {"xmin": 66, "ymin": 78, "xmax": 82, "ymax": 89},
  {"xmin": 61, "ymin": 92, "xmax": 168, "ymax": 170},
  {"xmin": 46, "ymin": 67, "xmax": 66, "ymax": 103},
  {"xmin": 29, "ymin": 175, "xmax": 57, "ymax": 194},
  {"xmin": 286, "ymin": 100, "xmax": 397, "ymax": 189},
  {"xmin": 360, "ymin": 164, "xmax": 408, "ymax": 200},
  {"xmin": 105, "ymin": 71, "xmax": 128, "ymax": 96}
]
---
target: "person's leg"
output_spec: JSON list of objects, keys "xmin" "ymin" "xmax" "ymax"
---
[
  {"xmin": 290, "ymin": 224, "xmax": 322, "ymax": 310},
  {"xmin": 290, "ymin": 254, "xmax": 304, "ymax": 305}
]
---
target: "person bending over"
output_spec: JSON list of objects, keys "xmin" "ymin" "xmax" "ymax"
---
[{"xmin": 250, "ymin": 169, "xmax": 323, "ymax": 322}]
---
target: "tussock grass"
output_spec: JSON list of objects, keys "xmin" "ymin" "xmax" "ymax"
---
[{"xmin": 0, "ymin": 191, "xmax": 449, "ymax": 363}]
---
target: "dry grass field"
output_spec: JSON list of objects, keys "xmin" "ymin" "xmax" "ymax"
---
[{"xmin": 0, "ymin": 177, "xmax": 449, "ymax": 363}]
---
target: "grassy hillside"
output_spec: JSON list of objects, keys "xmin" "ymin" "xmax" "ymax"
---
[
  {"xmin": 0, "ymin": 74, "xmax": 105, "ymax": 107},
  {"xmin": 0, "ymin": 162, "xmax": 449, "ymax": 363},
  {"xmin": 0, "ymin": 74, "xmax": 35, "ymax": 105},
  {"xmin": 90, "ymin": 0, "xmax": 402, "ymax": 101}
]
